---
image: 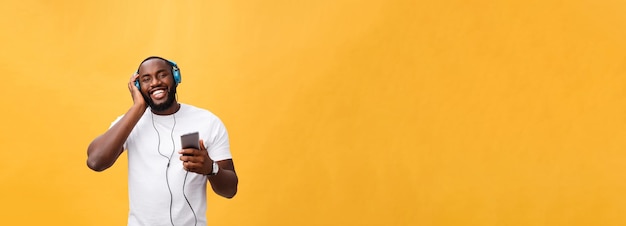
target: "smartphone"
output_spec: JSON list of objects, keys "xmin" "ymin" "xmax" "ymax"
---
[{"xmin": 181, "ymin": 132, "xmax": 200, "ymax": 156}]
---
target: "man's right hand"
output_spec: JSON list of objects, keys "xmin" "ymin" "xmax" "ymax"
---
[{"xmin": 128, "ymin": 73, "xmax": 147, "ymax": 108}]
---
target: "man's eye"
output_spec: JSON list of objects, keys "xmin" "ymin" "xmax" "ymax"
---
[{"xmin": 142, "ymin": 77, "xmax": 151, "ymax": 82}]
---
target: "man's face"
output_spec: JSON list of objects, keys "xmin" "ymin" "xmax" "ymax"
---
[{"xmin": 137, "ymin": 59, "xmax": 177, "ymax": 112}]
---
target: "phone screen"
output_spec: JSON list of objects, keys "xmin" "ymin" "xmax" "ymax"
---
[{"xmin": 181, "ymin": 132, "xmax": 200, "ymax": 149}]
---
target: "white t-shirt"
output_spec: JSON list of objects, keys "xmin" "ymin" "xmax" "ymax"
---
[{"xmin": 111, "ymin": 103, "xmax": 232, "ymax": 226}]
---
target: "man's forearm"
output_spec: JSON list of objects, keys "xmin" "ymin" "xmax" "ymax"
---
[
  {"xmin": 208, "ymin": 160, "xmax": 239, "ymax": 198},
  {"xmin": 86, "ymin": 104, "xmax": 145, "ymax": 171}
]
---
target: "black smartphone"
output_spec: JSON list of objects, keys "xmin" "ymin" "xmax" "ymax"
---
[{"xmin": 181, "ymin": 132, "xmax": 200, "ymax": 156}]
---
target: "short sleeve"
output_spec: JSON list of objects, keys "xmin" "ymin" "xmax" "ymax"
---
[{"xmin": 206, "ymin": 118, "xmax": 232, "ymax": 161}]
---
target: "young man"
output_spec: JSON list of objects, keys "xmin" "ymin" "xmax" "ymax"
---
[{"xmin": 87, "ymin": 56, "xmax": 238, "ymax": 226}]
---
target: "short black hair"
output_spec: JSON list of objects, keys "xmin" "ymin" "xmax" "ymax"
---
[{"xmin": 136, "ymin": 56, "xmax": 174, "ymax": 74}]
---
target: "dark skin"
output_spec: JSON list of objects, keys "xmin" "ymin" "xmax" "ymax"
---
[{"xmin": 86, "ymin": 58, "xmax": 238, "ymax": 198}]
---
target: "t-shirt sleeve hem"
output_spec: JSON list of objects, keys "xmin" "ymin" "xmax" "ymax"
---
[{"xmin": 210, "ymin": 147, "xmax": 232, "ymax": 161}]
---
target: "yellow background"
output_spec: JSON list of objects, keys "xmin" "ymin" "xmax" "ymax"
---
[{"xmin": 1, "ymin": 0, "xmax": 625, "ymax": 225}]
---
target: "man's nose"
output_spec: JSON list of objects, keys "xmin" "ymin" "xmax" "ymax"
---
[{"xmin": 149, "ymin": 76, "xmax": 163, "ymax": 87}]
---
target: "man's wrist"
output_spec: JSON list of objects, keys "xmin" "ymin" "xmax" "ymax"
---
[
  {"xmin": 130, "ymin": 102, "xmax": 147, "ymax": 113},
  {"xmin": 208, "ymin": 161, "xmax": 219, "ymax": 176}
]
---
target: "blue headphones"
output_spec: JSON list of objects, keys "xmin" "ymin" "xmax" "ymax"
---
[{"xmin": 135, "ymin": 59, "xmax": 181, "ymax": 88}]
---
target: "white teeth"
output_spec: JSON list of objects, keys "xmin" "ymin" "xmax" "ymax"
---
[{"xmin": 153, "ymin": 90, "xmax": 164, "ymax": 95}]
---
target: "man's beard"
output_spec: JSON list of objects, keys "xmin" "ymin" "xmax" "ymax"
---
[{"xmin": 142, "ymin": 85, "xmax": 177, "ymax": 112}]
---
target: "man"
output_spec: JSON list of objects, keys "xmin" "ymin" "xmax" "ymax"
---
[{"xmin": 87, "ymin": 56, "xmax": 238, "ymax": 226}]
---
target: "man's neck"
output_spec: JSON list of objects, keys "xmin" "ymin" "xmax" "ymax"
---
[{"xmin": 151, "ymin": 102, "xmax": 181, "ymax": 115}]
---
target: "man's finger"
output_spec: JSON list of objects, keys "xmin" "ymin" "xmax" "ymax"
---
[
  {"xmin": 179, "ymin": 148, "xmax": 194, "ymax": 156},
  {"xmin": 199, "ymin": 139, "xmax": 206, "ymax": 151}
]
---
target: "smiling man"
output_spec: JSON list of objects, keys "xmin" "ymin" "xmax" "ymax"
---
[{"xmin": 87, "ymin": 56, "xmax": 238, "ymax": 226}]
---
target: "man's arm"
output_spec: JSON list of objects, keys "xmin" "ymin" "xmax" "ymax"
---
[
  {"xmin": 86, "ymin": 104, "xmax": 145, "ymax": 171},
  {"xmin": 208, "ymin": 159, "xmax": 238, "ymax": 198},
  {"xmin": 86, "ymin": 73, "xmax": 147, "ymax": 171}
]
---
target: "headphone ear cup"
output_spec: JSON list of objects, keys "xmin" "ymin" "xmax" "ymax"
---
[
  {"xmin": 173, "ymin": 69, "xmax": 181, "ymax": 84},
  {"xmin": 167, "ymin": 60, "xmax": 181, "ymax": 84},
  {"xmin": 135, "ymin": 71, "xmax": 141, "ymax": 88}
]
